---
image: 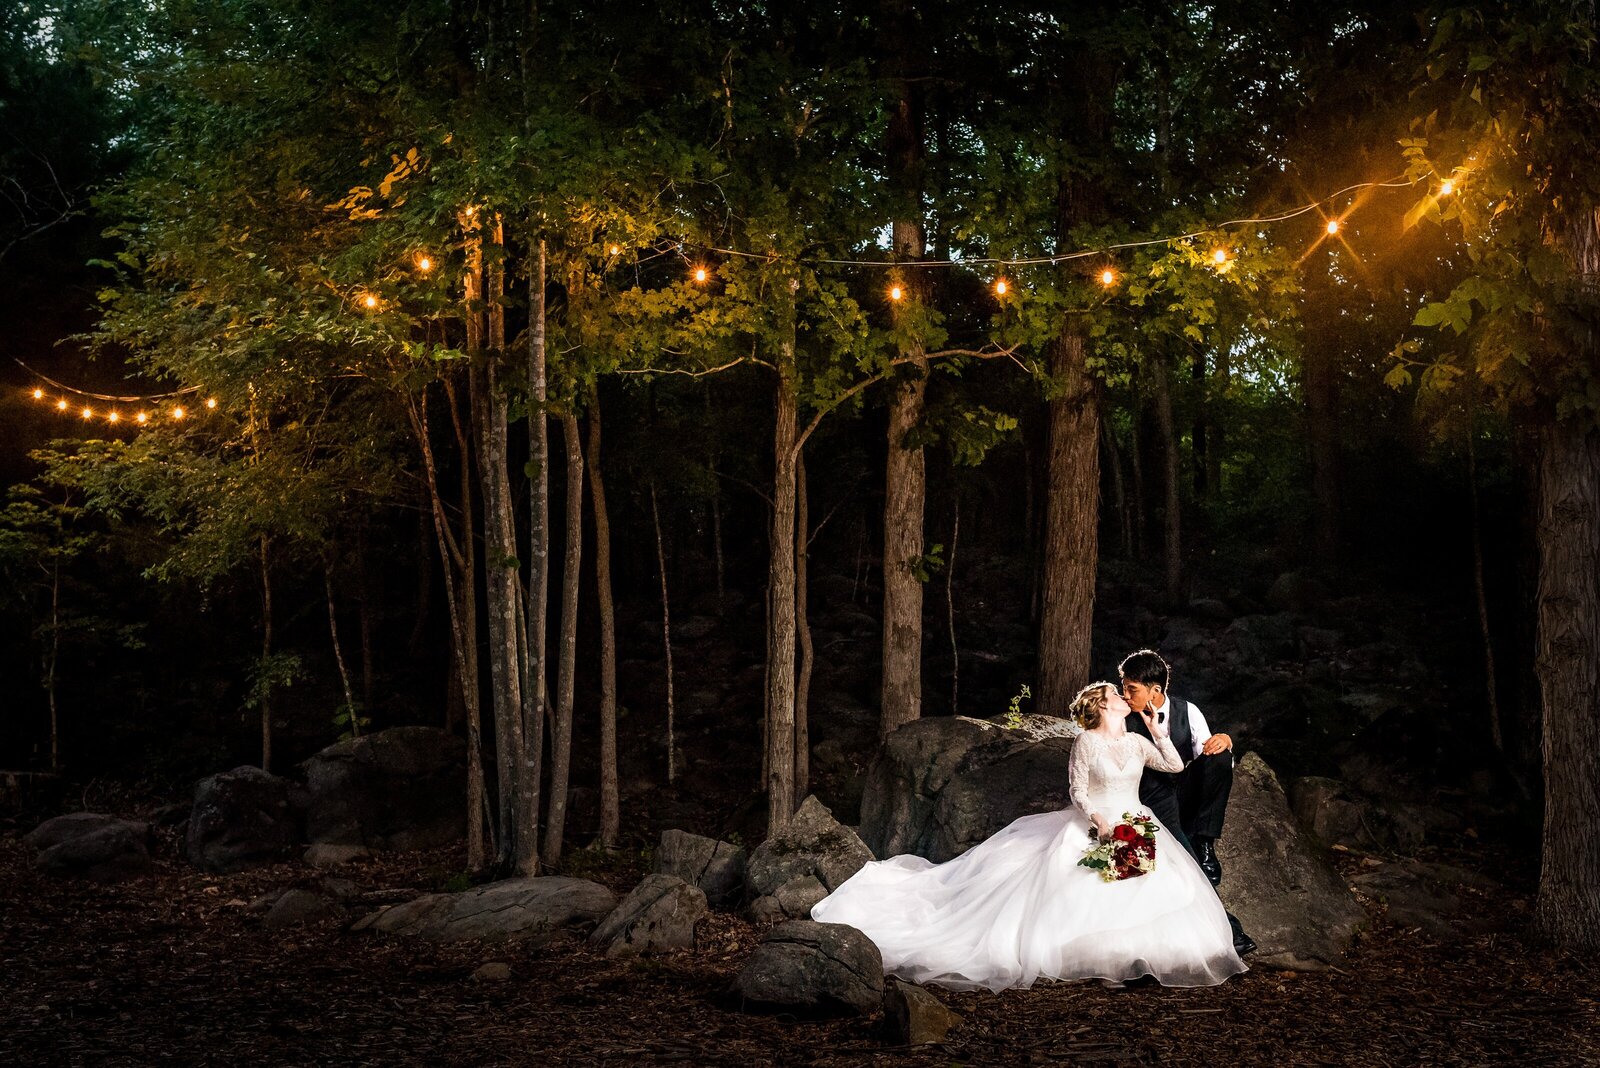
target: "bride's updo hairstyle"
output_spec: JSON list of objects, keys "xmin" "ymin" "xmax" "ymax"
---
[{"xmin": 1069, "ymin": 682, "xmax": 1115, "ymax": 729}]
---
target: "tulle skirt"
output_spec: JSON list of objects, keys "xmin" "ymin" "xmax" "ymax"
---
[{"xmin": 809, "ymin": 805, "xmax": 1247, "ymax": 992}]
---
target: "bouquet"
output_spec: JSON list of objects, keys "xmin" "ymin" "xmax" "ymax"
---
[{"xmin": 1078, "ymin": 812, "xmax": 1159, "ymax": 882}]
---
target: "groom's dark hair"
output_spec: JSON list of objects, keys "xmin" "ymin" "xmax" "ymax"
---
[{"xmin": 1118, "ymin": 649, "xmax": 1170, "ymax": 690}]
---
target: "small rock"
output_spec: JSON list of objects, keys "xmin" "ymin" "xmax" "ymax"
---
[
  {"xmin": 263, "ymin": 889, "xmax": 340, "ymax": 930},
  {"xmin": 320, "ymin": 876, "xmax": 361, "ymax": 900},
  {"xmin": 732, "ymin": 920, "xmax": 884, "ymax": 1017},
  {"xmin": 304, "ymin": 843, "xmax": 371, "ymax": 868},
  {"xmin": 883, "ymin": 978, "xmax": 963, "ymax": 1045},
  {"xmin": 25, "ymin": 812, "xmax": 127, "ymax": 852},
  {"xmin": 589, "ymin": 874, "xmax": 707, "ymax": 958},
  {"xmin": 33, "ymin": 820, "xmax": 153, "ymax": 881},
  {"xmin": 353, "ymin": 876, "xmax": 617, "ymax": 942},
  {"xmin": 470, "ymin": 962, "xmax": 512, "ymax": 982},
  {"xmin": 654, "ymin": 829, "xmax": 746, "ymax": 909}
]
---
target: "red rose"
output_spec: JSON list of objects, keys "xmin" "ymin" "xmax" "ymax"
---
[{"xmin": 1113, "ymin": 824, "xmax": 1139, "ymax": 844}]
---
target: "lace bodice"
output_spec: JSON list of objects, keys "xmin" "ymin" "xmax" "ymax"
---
[{"xmin": 1068, "ymin": 729, "xmax": 1184, "ymax": 820}]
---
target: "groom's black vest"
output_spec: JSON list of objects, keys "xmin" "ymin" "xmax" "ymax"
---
[{"xmin": 1124, "ymin": 691, "xmax": 1195, "ymax": 777}]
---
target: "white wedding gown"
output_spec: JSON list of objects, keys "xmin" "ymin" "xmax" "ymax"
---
[{"xmin": 809, "ymin": 726, "xmax": 1248, "ymax": 992}]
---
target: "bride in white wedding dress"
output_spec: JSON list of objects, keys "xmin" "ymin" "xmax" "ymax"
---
[{"xmin": 809, "ymin": 682, "xmax": 1247, "ymax": 992}]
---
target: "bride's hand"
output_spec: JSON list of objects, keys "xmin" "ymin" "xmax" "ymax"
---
[
  {"xmin": 1090, "ymin": 813, "xmax": 1113, "ymax": 839},
  {"xmin": 1137, "ymin": 704, "xmax": 1170, "ymax": 739}
]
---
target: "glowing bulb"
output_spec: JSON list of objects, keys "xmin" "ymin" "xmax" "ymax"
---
[
  {"xmin": 608, "ymin": 244, "xmax": 621, "ymax": 256},
  {"xmin": 890, "ymin": 284, "xmax": 904, "ymax": 301},
  {"xmin": 693, "ymin": 267, "xmax": 708, "ymax": 283},
  {"xmin": 1326, "ymin": 219, "xmax": 1341, "ymax": 235},
  {"xmin": 136, "ymin": 412, "xmax": 148, "ymax": 424},
  {"xmin": 995, "ymin": 278, "xmax": 1009, "ymax": 296},
  {"xmin": 32, "ymin": 388, "xmax": 42, "ymax": 400},
  {"xmin": 206, "ymin": 397, "xmax": 217, "ymax": 409},
  {"xmin": 1211, "ymin": 248, "xmax": 1229, "ymax": 265},
  {"xmin": 362, "ymin": 293, "xmax": 378, "ymax": 309},
  {"xmin": 81, "ymin": 406, "xmax": 93, "ymax": 419},
  {"xmin": 416, "ymin": 255, "xmax": 432, "ymax": 272},
  {"xmin": 1439, "ymin": 179, "xmax": 1455, "ymax": 196},
  {"xmin": 1099, "ymin": 269, "xmax": 1117, "ymax": 287},
  {"xmin": 172, "ymin": 406, "xmax": 186, "ymax": 420},
  {"xmin": 56, "ymin": 399, "xmax": 68, "ymax": 411},
  {"xmin": 108, "ymin": 411, "xmax": 120, "ymax": 424}
]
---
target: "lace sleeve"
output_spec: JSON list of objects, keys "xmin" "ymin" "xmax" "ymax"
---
[
  {"xmin": 1139, "ymin": 733, "xmax": 1185, "ymax": 774},
  {"xmin": 1069, "ymin": 735, "xmax": 1095, "ymax": 818}
]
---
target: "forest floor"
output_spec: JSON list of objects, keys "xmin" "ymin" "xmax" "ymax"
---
[{"xmin": 4, "ymin": 826, "xmax": 1598, "ymax": 1068}]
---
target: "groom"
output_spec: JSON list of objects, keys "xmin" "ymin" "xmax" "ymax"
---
[{"xmin": 1118, "ymin": 648, "xmax": 1256, "ymax": 957}]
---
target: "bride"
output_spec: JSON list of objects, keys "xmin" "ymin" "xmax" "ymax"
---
[{"xmin": 809, "ymin": 681, "xmax": 1248, "ymax": 992}]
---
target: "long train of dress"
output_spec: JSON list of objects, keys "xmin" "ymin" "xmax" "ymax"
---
[{"xmin": 809, "ymin": 729, "xmax": 1247, "ymax": 992}]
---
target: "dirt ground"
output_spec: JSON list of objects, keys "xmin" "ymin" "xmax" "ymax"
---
[{"xmin": 4, "ymin": 828, "xmax": 1598, "ymax": 1068}]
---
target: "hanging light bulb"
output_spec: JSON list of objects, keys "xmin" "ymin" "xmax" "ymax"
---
[
  {"xmin": 416, "ymin": 254, "xmax": 433, "ymax": 272},
  {"xmin": 1326, "ymin": 219, "xmax": 1341, "ymax": 235},
  {"xmin": 608, "ymin": 244, "xmax": 621, "ymax": 257},
  {"xmin": 1099, "ymin": 269, "xmax": 1117, "ymax": 287},
  {"xmin": 362, "ymin": 293, "xmax": 379, "ymax": 309},
  {"xmin": 1211, "ymin": 248, "xmax": 1229, "ymax": 266},
  {"xmin": 889, "ymin": 284, "xmax": 904, "ymax": 301},
  {"xmin": 206, "ymin": 397, "xmax": 218, "ymax": 409},
  {"xmin": 692, "ymin": 267, "xmax": 709, "ymax": 283},
  {"xmin": 1439, "ymin": 179, "xmax": 1455, "ymax": 196},
  {"xmin": 172, "ymin": 406, "xmax": 186, "ymax": 420},
  {"xmin": 81, "ymin": 406, "xmax": 93, "ymax": 419},
  {"xmin": 136, "ymin": 412, "xmax": 149, "ymax": 424},
  {"xmin": 108, "ymin": 411, "xmax": 120, "ymax": 424},
  {"xmin": 56, "ymin": 398, "xmax": 68, "ymax": 411},
  {"xmin": 994, "ymin": 278, "xmax": 1009, "ymax": 296},
  {"xmin": 31, "ymin": 388, "xmax": 43, "ymax": 400}
]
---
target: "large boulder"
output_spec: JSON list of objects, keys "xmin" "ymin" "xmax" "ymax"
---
[
  {"xmin": 858, "ymin": 717, "xmax": 1076, "ymax": 863},
  {"xmin": 588, "ymin": 874, "xmax": 706, "ymax": 957},
  {"xmin": 745, "ymin": 796, "xmax": 873, "ymax": 919},
  {"xmin": 301, "ymin": 726, "xmax": 465, "ymax": 851},
  {"xmin": 185, "ymin": 766, "xmax": 302, "ymax": 873},
  {"xmin": 1217, "ymin": 752, "xmax": 1366, "ymax": 970},
  {"xmin": 732, "ymin": 920, "xmax": 884, "ymax": 1016},
  {"xmin": 30, "ymin": 815, "xmax": 152, "ymax": 881},
  {"xmin": 654, "ymin": 829, "xmax": 746, "ymax": 909},
  {"xmin": 352, "ymin": 876, "xmax": 616, "ymax": 942}
]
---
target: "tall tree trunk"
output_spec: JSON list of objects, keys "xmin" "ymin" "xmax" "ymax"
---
[
  {"xmin": 705, "ymin": 383, "xmax": 726, "ymax": 610},
  {"xmin": 766, "ymin": 281, "xmax": 799, "ymax": 831},
  {"xmin": 880, "ymin": 1, "xmax": 928, "ymax": 738},
  {"xmin": 1209, "ymin": 342, "xmax": 1229, "ymax": 494},
  {"xmin": 543, "ymin": 411, "xmax": 584, "ymax": 866},
  {"xmin": 1466, "ymin": 407, "xmax": 1502, "ymax": 753},
  {"xmin": 794, "ymin": 447, "xmax": 812, "ymax": 801},
  {"xmin": 946, "ymin": 487, "xmax": 960, "ymax": 716},
  {"xmin": 1151, "ymin": 354, "xmax": 1182, "ymax": 603},
  {"xmin": 324, "ymin": 558, "xmax": 359, "ymax": 737},
  {"xmin": 1532, "ymin": 417, "xmax": 1600, "ymax": 950},
  {"xmin": 1102, "ymin": 413, "xmax": 1132, "ymax": 559},
  {"xmin": 650, "ymin": 483, "xmax": 677, "ymax": 787},
  {"xmin": 259, "ymin": 535, "xmax": 273, "ymax": 774},
  {"xmin": 586, "ymin": 386, "xmax": 619, "ymax": 849},
  {"xmin": 47, "ymin": 559, "xmax": 60, "ymax": 773},
  {"xmin": 522, "ymin": 236, "xmax": 549, "ymax": 872},
  {"xmin": 1036, "ymin": 47, "xmax": 1116, "ymax": 714},
  {"xmin": 356, "ymin": 523, "xmax": 375, "ymax": 713}
]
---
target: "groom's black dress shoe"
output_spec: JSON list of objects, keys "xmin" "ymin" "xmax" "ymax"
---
[
  {"xmin": 1228, "ymin": 912, "xmax": 1257, "ymax": 957},
  {"xmin": 1194, "ymin": 838, "xmax": 1222, "ymax": 887}
]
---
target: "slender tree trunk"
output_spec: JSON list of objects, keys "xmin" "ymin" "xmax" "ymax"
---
[
  {"xmin": 946, "ymin": 488, "xmax": 960, "ymax": 716},
  {"xmin": 880, "ymin": 48, "xmax": 929, "ymax": 738},
  {"xmin": 1466, "ymin": 408, "xmax": 1502, "ymax": 753},
  {"xmin": 794, "ymin": 447, "xmax": 812, "ymax": 801},
  {"xmin": 543, "ymin": 411, "xmax": 584, "ymax": 866},
  {"xmin": 1102, "ymin": 413, "xmax": 1132, "ymax": 559},
  {"xmin": 356, "ymin": 524, "xmax": 375, "ymax": 713},
  {"xmin": 443, "ymin": 375, "xmax": 487, "ymax": 865},
  {"xmin": 1533, "ymin": 417, "xmax": 1600, "ymax": 950},
  {"xmin": 259, "ymin": 535, "xmax": 273, "ymax": 774},
  {"xmin": 408, "ymin": 509, "xmax": 431, "ymax": 665},
  {"xmin": 586, "ymin": 386, "xmax": 619, "ymax": 849},
  {"xmin": 1152, "ymin": 354, "xmax": 1182, "ymax": 603},
  {"xmin": 47, "ymin": 560, "xmax": 60, "ymax": 773},
  {"xmin": 650, "ymin": 484, "xmax": 677, "ymax": 787},
  {"xmin": 524, "ymin": 237, "xmax": 550, "ymax": 864},
  {"xmin": 766, "ymin": 281, "xmax": 799, "ymax": 829},
  {"xmin": 324, "ymin": 558, "xmax": 359, "ymax": 737}
]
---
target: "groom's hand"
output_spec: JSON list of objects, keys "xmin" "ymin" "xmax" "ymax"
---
[{"xmin": 1202, "ymin": 733, "xmax": 1233, "ymax": 756}]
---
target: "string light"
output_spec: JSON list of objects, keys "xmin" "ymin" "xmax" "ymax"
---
[
  {"xmin": 31, "ymin": 388, "xmax": 42, "ymax": 400},
  {"xmin": 1325, "ymin": 219, "xmax": 1341, "ymax": 235},
  {"xmin": 1439, "ymin": 179, "xmax": 1455, "ymax": 196},
  {"xmin": 415, "ymin": 254, "xmax": 433, "ymax": 272},
  {"xmin": 608, "ymin": 244, "xmax": 621, "ymax": 256},
  {"xmin": 80, "ymin": 406, "xmax": 93, "ymax": 420},
  {"xmin": 136, "ymin": 412, "xmax": 148, "ymax": 424},
  {"xmin": 1099, "ymin": 268, "xmax": 1118, "ymax": 287},
  {"xmin": 362, "ymin": 293, "xmax": 379, "ymax": 309},
  {"xmin": 994, "ymin": 278, "xmax": 1009, "ymax": 296},
  {"xmin": 889, "ymin": 284, "xmax": 904, "ymax": 301},
  {"xmin": 108, "ymin": 411, "xmax": 120, "ymax": 424},
  {"xmin": 1210, "ymin": 248, "xmax": 1230, "ymax": 266},
  {"xmin": 56, "ymin": 398, "xmax": 67, "ymax": 411},
  {"xmin": 206, "ymin": 397, "xmax": 217, "ymax": 409},
  {"xmin": 172, "ymin": 406, "xmax": 186, "ymax": 420},
  {"xmin": 692, "ymin": 267, "xmax": 709, "ymax": 283}
]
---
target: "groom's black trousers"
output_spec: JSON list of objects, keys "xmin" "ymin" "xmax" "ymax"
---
[{"xmin": 1137, "ymin": 752, "xmax": 1234, "ymax": 861}]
